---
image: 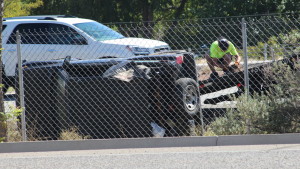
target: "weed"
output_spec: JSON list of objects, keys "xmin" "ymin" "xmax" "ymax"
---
[
  {"xmin": 59, "ymin": 127, "xmax": 90, "ymax": 140},
  {"xmin": 1, "ymin": 106, "xmax": 22, "ymax": 142}
]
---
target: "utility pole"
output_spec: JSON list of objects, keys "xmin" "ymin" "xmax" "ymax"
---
[{"xmin": 0, "ymin": 0, "xmax": 6, "ymax": 141}]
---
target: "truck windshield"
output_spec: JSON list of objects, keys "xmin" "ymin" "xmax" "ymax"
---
[{"xmin": 74, "ymin": 22, "xmax": 124, "ymax": 41}]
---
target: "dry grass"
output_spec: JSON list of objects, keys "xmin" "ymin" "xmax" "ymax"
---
[
  {"xmin": 7, "ymin": 121, "xmax": 22, "ymax": 142},
  {"xmin": 59, "ymin": 127, "xmax": 90, "ymax": 140}
]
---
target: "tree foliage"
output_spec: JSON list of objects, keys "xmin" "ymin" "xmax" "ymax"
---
[
  {"xmin": 32, "ymin": 0, "xmax": 190, "ymax": 22},
  {"xmin": 29, "ymin": 0, "xmax": 298, "ymax": 22},
  {"xmin": 4, "ymin": 0, "xmax": 43, "ymax": 18}
]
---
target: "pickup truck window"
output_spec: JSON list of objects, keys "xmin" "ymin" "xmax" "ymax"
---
[
  {"xmin": 7, "ymin": 23, "xmax": 87, "ymax": 45},
  {"xmin": 74, "ymin": 22, "xmax": 124, "ymax": 41}
]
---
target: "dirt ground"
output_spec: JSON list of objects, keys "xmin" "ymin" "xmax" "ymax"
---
[{"xmin": 197, "ymin": 64, "xmax": 243, "ymax": 81}]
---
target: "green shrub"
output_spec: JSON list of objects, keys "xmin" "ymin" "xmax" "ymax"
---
[{"xmin": 0, "ymin": 107, "xmax": 22, "ymax": 142}]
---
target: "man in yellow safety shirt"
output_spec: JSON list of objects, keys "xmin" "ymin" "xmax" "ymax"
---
[{"xmin": 205, "ymin": 37, "xmax": 242, "ymax": 79}]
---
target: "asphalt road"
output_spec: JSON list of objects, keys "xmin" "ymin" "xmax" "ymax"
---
[{"xmin": 1, "ymin": 144, "xmax": 299, "ymax": 169}]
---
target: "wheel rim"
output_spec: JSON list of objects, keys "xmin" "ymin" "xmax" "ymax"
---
[{"xmin": 184, "ymin": 85, "xmax": 198, "ymax": 111}]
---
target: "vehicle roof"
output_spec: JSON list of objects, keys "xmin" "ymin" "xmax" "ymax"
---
[{"xmin": 3, "ymin": 15, "xmax": 95, "ymax": 25}]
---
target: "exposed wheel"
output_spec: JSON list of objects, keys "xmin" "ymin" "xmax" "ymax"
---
[
  {"xmin": 172, "ymin": 78, "xmax": 200, "ymax": 136},
  {"xmin": 174, "ymin": 78, "xmax": 200, "ymax": 116}
]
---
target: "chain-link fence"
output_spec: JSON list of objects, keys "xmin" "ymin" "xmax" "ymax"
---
[{"xmin": 2, "ymin": 14, "xmax": 300, "ymax": 141}]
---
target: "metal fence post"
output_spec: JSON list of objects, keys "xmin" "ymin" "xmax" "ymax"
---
[
  {"xmin": 17, "ymin": 31, "xmax": 26, "ymax": 141},
  {"xmin": 242, "ymin": 18, "xmax": 249, "ymax": 97},
  {"xmin": 242, "ymin": 18, "xmax": 251, "ymax": 134}
]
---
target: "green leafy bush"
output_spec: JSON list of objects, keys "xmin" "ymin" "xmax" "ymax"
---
[{"xmin": 0, "ymin": 107, "xmax": 22, "ymax": 142}]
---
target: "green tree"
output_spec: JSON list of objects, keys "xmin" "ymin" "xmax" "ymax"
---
[
  {"xmin": 4, "ymin": 0, "xmax": 43, "ymax": 17},
  {"xmin": 184, "ymin": 0, "xmax": 300, "ymax": 18},
  {"xmin": 33, "ymin": 0, "xmax": 190, "ymax": 22},
  {"xmin": 31, "ymin": 0, "xmax": 300, "ymax": 22}
]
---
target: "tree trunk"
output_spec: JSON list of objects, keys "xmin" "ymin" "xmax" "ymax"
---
[{"xmin": 0, "ymin": 0, "xmax": 6, "ymax": 141}]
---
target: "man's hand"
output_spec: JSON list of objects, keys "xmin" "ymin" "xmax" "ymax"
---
[
  {"xmin": 231, "ymin": 55, "xmax": 241, "ymax": 71},
  {"xmin": 234, "ymin": 61, "xmax": 239, "ymax": 66},
  {"xmin": 233, "ymin": 55, "xmax": 242, "ymax": 67}
]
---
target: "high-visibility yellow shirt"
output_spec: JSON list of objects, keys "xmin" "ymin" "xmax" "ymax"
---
[{"xmin": 210, "ymin": 40, "xmax": 238, "ymax": 59}]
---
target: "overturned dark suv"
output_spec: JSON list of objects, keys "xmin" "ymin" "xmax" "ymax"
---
[{"xmin": 17, "ymin": 51, "xmax": 200, "ymax": 140}]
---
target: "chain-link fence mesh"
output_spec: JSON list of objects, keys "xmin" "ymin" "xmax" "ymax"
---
[{"xmin": 2, "ymin": 14, "xmax": 300, "ymax": 141}]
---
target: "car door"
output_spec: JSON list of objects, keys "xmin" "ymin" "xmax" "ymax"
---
[{"xmin": 45, "ymin": 23, "xmax": 89, "ymax": 60}]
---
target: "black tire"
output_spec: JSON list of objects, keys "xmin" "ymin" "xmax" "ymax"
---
[
  {"xmin": 172, "ymin": 78, "xmax": 200, "ymax": 136},
  {"xmin": 174, "ymin": 78, "xmax": 200, "ymax": 116}
]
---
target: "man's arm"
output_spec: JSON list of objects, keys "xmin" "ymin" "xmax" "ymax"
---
[{"xmin": 228, "ymin": 42, "xmax": 241, "ymax": 65}]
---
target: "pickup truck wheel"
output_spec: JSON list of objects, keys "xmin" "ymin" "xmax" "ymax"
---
[
  {"xmin": 174, "ymin": 78, "xmax": 200, "ymax": 116},
  {"xmin": 173, "ymin": 78, "xmax": 200, "ymax": 136}
]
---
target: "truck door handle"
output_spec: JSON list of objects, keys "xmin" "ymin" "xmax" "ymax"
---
[
  {"xmin": 7, "ymin": 49, "xmax": 16, "ymax": 52},
  {"xmin": 47, "ymin": 49, "xmax": 57, "ymax": 52}
]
